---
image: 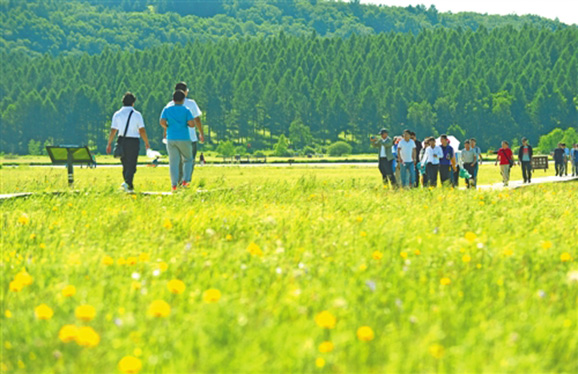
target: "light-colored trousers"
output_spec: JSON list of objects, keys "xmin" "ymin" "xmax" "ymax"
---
[
  {"xmin": 500, "ymin": 164, "xmax": 510, "ymax": 186},
  {"xmin": 166, "ymin": 140, "xmax": 193, "ymax": 187}
]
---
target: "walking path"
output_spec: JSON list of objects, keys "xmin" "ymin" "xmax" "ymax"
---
[
  {"xmin": 474, "ymin": 175, "xmax": 577, "ymax": 190},
  {"xmin": 1, "ymin": 176, "xmax": 576, "ymax": 200}
]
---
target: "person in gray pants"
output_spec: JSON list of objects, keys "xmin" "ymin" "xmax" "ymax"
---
[{"xmin": 160, "ymin": 90, "xmax": 195, "ymax": 192}]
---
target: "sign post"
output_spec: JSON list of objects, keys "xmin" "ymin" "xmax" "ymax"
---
[{"xmin": 46, "ymin": 145, "xmax": 94, "ymax": 187}]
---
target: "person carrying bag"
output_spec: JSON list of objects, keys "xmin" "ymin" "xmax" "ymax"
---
[{"xmin": 106, "ymin": 92, "xmax": 151, "ymax": 193}]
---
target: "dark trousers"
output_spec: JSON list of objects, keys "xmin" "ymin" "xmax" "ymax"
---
[
  {"xmin": 119, "ymin": 137, "xmax": 140, "ymax": 189},
  {"xmin": 378, "ymin": 158, "xmax": 396, "ymax": 187},
  {"xmin": 439, "ymin": 164, "xmax": 451, "ymax": 186},
  {"xmin": 178, "ymin": 141, "xmax": 197, "ymax": 184},
  {"xmin": 426, "ymin": 163, "xmax": 439, "ymax": 187},
  {"xmin": 452, "ymin": 166, "xmax": 460, "ymax": 187},
  {"xmin": 555, "ymin": 161, "xmax": 564, "ymax": 176},
  {"xmin": 521, "ymin": 161, "xmax": 532, "ymax": 182},
  {"xmin": 463, "ymin": 163, "xmax": 475, "ymax": 188},
  {"xmin": 415, "ymin": 167, "xmax": 420, "ymax": 187}
]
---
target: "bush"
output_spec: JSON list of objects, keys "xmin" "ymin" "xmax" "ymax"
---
[
  {"xmin": 327, "ymin": 141, "xmax": 352, "ymax": 157},
  {"xmin": 303, "ymin": 145, "xmax": 316, "ymax": 156},
  {"xmin": 216, "ymin": 141, "xmax": 235, "ymax": 157}
]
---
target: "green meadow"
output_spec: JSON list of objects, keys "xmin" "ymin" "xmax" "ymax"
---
[{"xmin": 1, "ymin": 166, "xmax": 577, "ymax": 373}]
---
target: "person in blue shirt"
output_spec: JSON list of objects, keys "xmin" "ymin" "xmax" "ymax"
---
[
  {"xmin": 160, "ymin": 90, "xmax": 195, "ymax": 192},
  {"xmin": 439, "ymin": 134, "xmax": 457, "ymax": 186},
  {"xmin": 572, "ymin": 143, "xmax": 578, "ymax": 177},
  {"xmin": 563, "ymin": 143, "xmax": 570, "ymax": 176}
]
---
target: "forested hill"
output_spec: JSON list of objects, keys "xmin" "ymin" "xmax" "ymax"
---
[
  {"xmin": 2, "ymin": 27, "xmax": 577, "ymax": 154},
  {"xmin": 1, "ymin": 0, "xmax": 569, "ymax": 56}
]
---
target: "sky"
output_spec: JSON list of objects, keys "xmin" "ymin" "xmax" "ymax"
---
[{"xmin": 361, "ymin": 0, "xmax": 578, "ymax": 25}]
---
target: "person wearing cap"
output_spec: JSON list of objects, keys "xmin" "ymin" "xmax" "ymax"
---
[
  {"xmin": 160, "ymin": 90, "xmax": 196, "ymax": 192},
  {"xmin": 106, "ymin": 92, "xmax": 151, "ymax": 193},
  {"xmin": 162, "ymin": 82, "xmax": 204, "ymax": 185},
  {"xmin": 517, "ymin": 137, "xmax": 533, "ymax": 183},
  {"xmin": 370, "ymin": 128, "xmax": 396, "ymax": 188}
]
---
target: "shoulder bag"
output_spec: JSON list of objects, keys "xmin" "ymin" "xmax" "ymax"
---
[{"xmin": 113, "ymin": 110, "xmax": 134, "ymax": 159}]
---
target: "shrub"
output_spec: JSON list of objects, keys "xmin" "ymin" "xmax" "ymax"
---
[{"xmin": 327, "ymin": 141, "xmax": 352, "ymax": 157}]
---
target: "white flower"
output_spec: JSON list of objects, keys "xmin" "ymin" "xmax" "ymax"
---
[
  {"xmin": 275, "ymin": 267, "xmax": 282, "ymax": 274},
  {"xmin": 365, "ymin": 280, "xmax": 376, "ymax": 291},
  {"xmin": 537, "ymin": 290, "xmax": 546, "ymax": 298},
  {"xmin": 477, "ymin": 243, "xmax": 484, "ymax": 249},
  {"xmin": 131, "ymin": 272, "xmax": 140, "ymax": 280},
  {"xmin": 152, "ymin": 269, "xmax": 161, "ymax": 277},
  {"xmin": 205, "ymin": 228, "xmax": 216, "ymax": 236},
  {"xmin": 567, "ymin": 271, "xmax": 578, "ymax": 283}
]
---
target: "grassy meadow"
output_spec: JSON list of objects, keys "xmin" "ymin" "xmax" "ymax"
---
[{"xmin": 1, "ymin": 165, "xmax": 577, "ymax": 373}]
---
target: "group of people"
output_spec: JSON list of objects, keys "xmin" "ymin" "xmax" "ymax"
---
[
  {"xmin": 370, "ymin": 129, "xmax": 575, "ymax": 189},
  {"xmin": 371, "ymin": 129, "xmax": 484, "ymax": 189},
  {"xmin": 553, "ymin": 143, "xmax": 578, "ymax": 177},
  {"xmin": 106, "ymin": 82, "xmax": 203, "ymax": 192}
]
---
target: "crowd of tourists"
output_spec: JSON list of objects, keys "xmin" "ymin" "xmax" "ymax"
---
[{"xmin": 370, "ymin": 129, "xmax": 578, "ymax": 189}]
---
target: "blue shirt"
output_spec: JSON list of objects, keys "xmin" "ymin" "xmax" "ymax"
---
[
  {"xmin": 160, "ymin": 104, "xmax": 194, "ymax": 140},
  {"xmin": 440, "ymin": 145, "xmax": 454, "ymax": 165}
]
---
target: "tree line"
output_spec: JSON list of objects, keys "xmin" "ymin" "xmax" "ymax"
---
[
  {"xmin": 1, "ymin": 26, "xmax": 577, "ymax": 154},
  {"xmin": 1, "ymin": 0, "xmax": 568, "ymax": 57}
]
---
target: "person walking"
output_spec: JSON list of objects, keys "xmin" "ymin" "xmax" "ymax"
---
[
  {"xmin": 461, "ymin": 140, "xmax": 477, "ymax": 188},
  {"xmin": 418, "ymin": 138, "xmax": 428, "ymax": 186},
  {"xmin": 495, "ymin": 141, "xmax": 514, "ymax": 187},
  {"xmin": 517, "ymin": 137, "xmax": 533, "ymax": 183},
  {"xmin": 106, "ymin": 92, "xmax": 150, "ymax": 193},
  {"xmin": 553, "ymin": 143, "xmax": 566, "ymax": 177},
  {"xmin": 160, "ymin": 90, "xmax": 196, "ymax": 192},
  {"xmin": 162, "ymin": 82, "xmax": 204, "ymax": 185},
  {"xmin": 410, "ymin": 131, "xmax": 422, "ymax": 187},
  {"xmin": 439, "ymin": 135, "xmax": 456, "ymax": 186},
  {"xmin": 563, "ymin": 143, "xmax": 570, "ymax": 176},
  {"xmin": 397, "ymin": 130, "xmax": 417, "ymax": 188},
  {"xmin": 370, "ymin": 128, "xmax": 396, "ymax": 188},
  {"xmin": 570, "ymin": 143, "xmax": 578, "ymax": 177},
  {"xmin": 470, "ymin": 138, "xmax": 482, "ymax": 186},
  {"xmin": 421, "ymin": 137, "xmax": 443, "ymax": 187}
]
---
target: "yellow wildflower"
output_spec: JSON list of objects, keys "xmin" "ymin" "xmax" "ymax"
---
[
  {"xmin": 62, "ymin": 285, "xmax": 76, "ymax": 297},
  {"xmin": 356, "ymin": 326, "xmax": 375, "ymax": 341},
  {"xmin": 315, "ymin": 311, "xmax": 336, "ymax": 329},
  {"xmin": 465, "ymin": 232, "xmax": 477, "ymax": 243},
  {"xmin": 315, "ymin": 357, "xmax": 325, "ymax": 368},
  {"xmin": 35, "ymin": 304, "xmax": 54, "ymax": 320},
  {"xmin": 440, "ymin": 277, "xmax": 451, "ymax": 286},
  {"xmin": 462, "ymin": 255, "xmax": 471, "ymax": 263},
  {"xmin": 9, "ymin": 280, "xmax": 23, "ymax": 292},
  {"xmin": 75, "ymin": 305, "xmax": 96, "ymax": 322},
  {"xmin": 75, "ymin": 326, "xmax": 100, "ymax": 347},
  {"xmin": 18, "ymin": 214, "xmax": 30, "ymax": 225},
  {"xmin": 148, "ymin": 300, "xmax": 171, "ymax": 318},
  {"xmin": 168, "ymin": 279, "xmax": 186, "ymax": 294},
  {"xmin": 102, "ymin": 256, "xmax": 114, "ymax": 266},
  {"xmin": 429, "ymin": 344, "xmax": 445, "ymax": 359},
  {"xmin": 58, "ymin": 325, "xmax": 78, "ymax": 343},
  {"xmin": 14, "ymin": 271, "xmax": 33, "ymax": 286},
  {"xmin": 318, "ymin": 341, "xmax": 334, "ymax": 353},
  {"xmin": 203, "ymin": 289, "xmax": 222, "ymax": 303},
  {"xmin": 561, "ymin": 252, "xmax": 572, "ymax": 262},
  {"xmin": 372, "ymin": 251, "xmax": 383, "ymax": 260},
  {"xmin": 247, "ymin": 242, "xmax": 264, "ymax": 257},
  {"xmin": 118, "ymin": 356, "xmax": 142, "ymax": 374}
]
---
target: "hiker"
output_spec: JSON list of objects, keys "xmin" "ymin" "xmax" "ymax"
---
[
  {"xmin": 162, "ymin": 82, "xmax": 204, "ymax": 185},
  {"xmin": 439, "ymin": 135, "xmax": 456, "ymax": 186},
  {"xmin": 397, "ymin": 129, "xmax": 417, "ymax": 188},
  {"xmin": 410, "ymin": 131, "xmax": 422, "ymax": 187},
  {"xmin": 370, "ymin": 128, "xmax": 396, "ymax": 188},
  {"xmin": 563, "ymin": 143, "xmax": 570, "ymax": 176},
  {"xmin": 421, "ymin": 137, "xmax": 443, "ymax": 187},
  {"xmin": 554, "ymin": 143, "xmax": 566, "ymax": 177},
  {"xmin": 461, "ymin": 140, "xmax": 477, "ymax": 188},
  {"xmin": 517, "ymin": 137, "xmax": 533, "ymax": 183},
  {"xmin": 570, "ymin": 143, "xmax": 578, "ymax": 177},
  {"xmin": 495, "ymin": 140, "xmax": 514, "ymax": 187},
  {"xmin": 106, "ymin": 92, "xmax": 150, "ymax": 193},
  {"xmin": 160, "ymin": 90, "xmax": 196, "ymax": 192},
  {"xmin": 418, "ymin": 138, "xmax": 429, "ymax": 186},
  {"xmin": 470, "ymin": 138, "xmax": 482, "ymax": 186}
]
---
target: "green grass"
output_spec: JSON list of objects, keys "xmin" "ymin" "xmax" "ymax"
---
[{"xmin": 1, "ymin": 167, "xmax": 577, "ymax": 373}]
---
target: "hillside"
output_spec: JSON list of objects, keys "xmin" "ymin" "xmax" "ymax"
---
[{"xmin": 0, "ymin": 0, "xmax": 569, "ymax": 56}]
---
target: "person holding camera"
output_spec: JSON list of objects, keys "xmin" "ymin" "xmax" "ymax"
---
[{"xmin": 370, "ymin": 128, "xmax": 396, "ymax": 188}]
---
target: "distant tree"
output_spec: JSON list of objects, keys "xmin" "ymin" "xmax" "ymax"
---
[{"xmin": 327, "ymin": 141, "xmax": 352, "ymax": 156}]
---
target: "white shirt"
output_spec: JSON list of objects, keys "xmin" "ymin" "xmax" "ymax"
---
[
  {"xmin": 421, "ymin": 146, "xmax": 443, "ymax": 165},
  {"xmin": 163, "ymin": 98, "xmax": 202, "ymax": 142},
  {"xmin": 398, "ymin": 138, "xmax": 416, "ymax": 163},
  {"xmin": 111, "ymin": 106, "xmax": 145, "ymax": 138},
  {"xmin": 380, "ymin": 144, "xmax": 386, "ymax": 158}
]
